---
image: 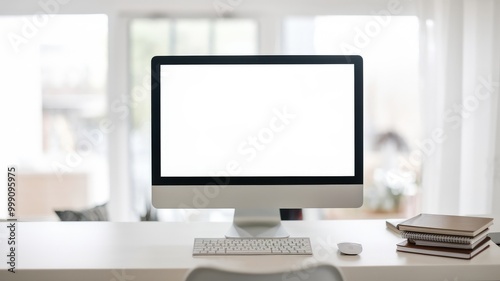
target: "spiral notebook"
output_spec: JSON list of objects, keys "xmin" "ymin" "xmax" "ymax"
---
[
  {"xmin": 401, "ymin": 228, "xmax": 490, "ymax": 244},
  {"xmin": 410, "ymin": 235, "xmax": 490, "ymax": 249}
]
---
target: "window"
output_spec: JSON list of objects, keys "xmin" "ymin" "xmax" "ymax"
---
[{"xmin": 0, "ymin": 15, "xmax": 108, "ymax": 220}]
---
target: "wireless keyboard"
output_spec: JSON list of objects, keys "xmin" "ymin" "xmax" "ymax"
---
[{"xmin": 192, "ymin": 237, "xmax": 313, "ymax": 256}]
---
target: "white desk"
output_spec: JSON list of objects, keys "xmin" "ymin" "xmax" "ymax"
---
[{"xmin": 1, "ymin": 220, "xmax": 499, "ymax": 281}]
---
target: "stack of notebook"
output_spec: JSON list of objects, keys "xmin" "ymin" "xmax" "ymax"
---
[{"xmin": 395, "ymin": 213, "xmax": 493, "ymax": 259}]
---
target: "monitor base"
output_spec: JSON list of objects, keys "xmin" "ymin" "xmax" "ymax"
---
[{"xmin": 225, "ymin": 208, "xmax": 290, "ymax": 238}]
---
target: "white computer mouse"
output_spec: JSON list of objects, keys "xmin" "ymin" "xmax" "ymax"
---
[{"xmin": 337, "ymin": 242, "xmax": 363, "ymax": 255}]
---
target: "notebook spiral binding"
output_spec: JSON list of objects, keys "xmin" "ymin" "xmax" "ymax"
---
[{"xmin": 401, "ymin": 231, "xmax": 472, "ymax": 244}]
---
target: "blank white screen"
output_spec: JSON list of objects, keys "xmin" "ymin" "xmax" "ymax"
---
[{"xmin": 160, "ymin": 64, "xmax": 354, "ymax": 177}]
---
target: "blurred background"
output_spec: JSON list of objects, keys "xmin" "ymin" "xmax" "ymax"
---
[{"xmin": 0, "ymin": 0, "xmax": 499, "ymax": 222}]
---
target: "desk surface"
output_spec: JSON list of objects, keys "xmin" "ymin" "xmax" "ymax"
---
[{"xmin": 1, "ymin": 220, "xmax": 499, "ymax": 281}]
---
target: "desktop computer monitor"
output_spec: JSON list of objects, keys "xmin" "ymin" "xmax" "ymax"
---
[{"xmin": 151, "ymin": 55, "xmax": 363, "ymax": 238}]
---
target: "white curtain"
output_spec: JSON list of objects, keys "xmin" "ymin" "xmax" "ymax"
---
[{"xmin": 417, "ymin": 0, "xmax": 500, "ymax": 216}]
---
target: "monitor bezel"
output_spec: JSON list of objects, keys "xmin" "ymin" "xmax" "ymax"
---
[{"xmin": 151, "ymin": 55, "xmax": 363, "ymax": 186}]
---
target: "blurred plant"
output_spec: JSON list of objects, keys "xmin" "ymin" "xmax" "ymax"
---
[{"xmin": 366, "ymin": 131, "xmax": 418, "ymax": 213}]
